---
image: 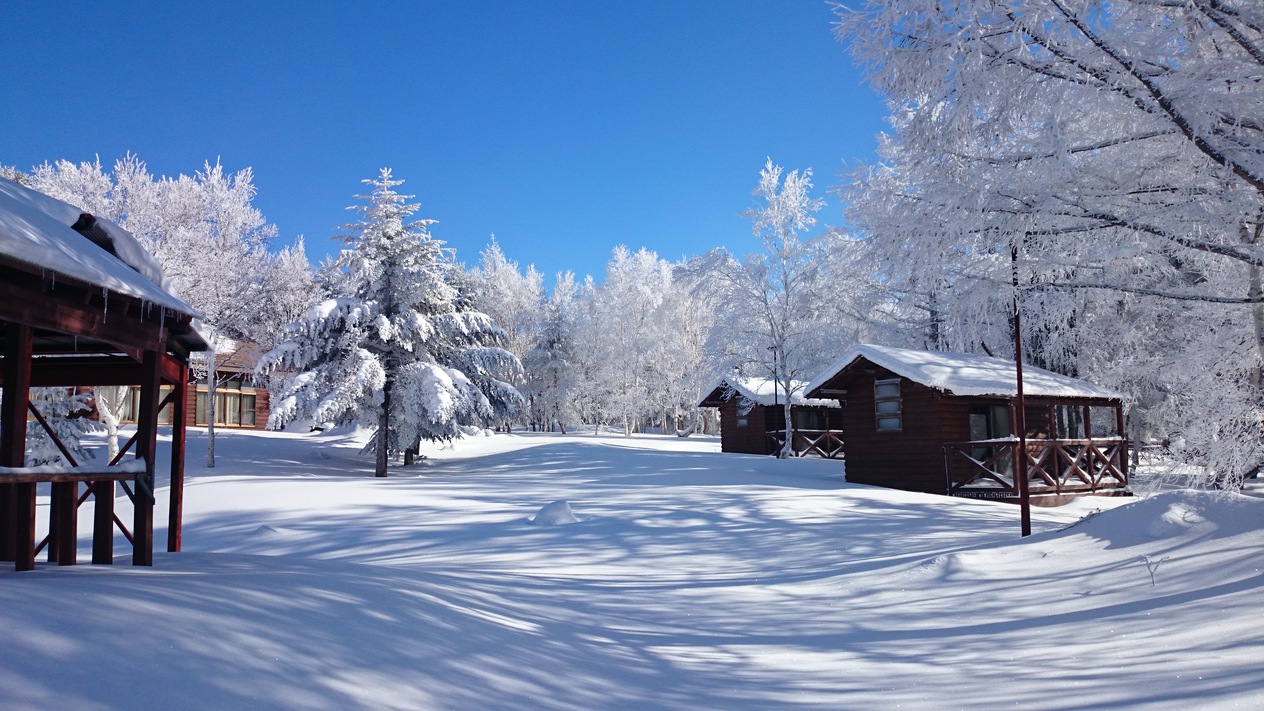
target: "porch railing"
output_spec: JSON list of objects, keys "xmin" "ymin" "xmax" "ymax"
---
[
  {"xmin": 767, "ymin": 429, "xmax": 845, "ymax": 459},
  {"xmin": 944, "ymin": 437, "xmax": 1128, "ymax": 499}
]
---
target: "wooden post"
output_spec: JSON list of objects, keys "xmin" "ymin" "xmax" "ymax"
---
[
  {"xmin": 1011, "ymin": 243, "xmax": 1031, "ymax": 537},
  {"xmin": 133, "ymin": 348, "xmax": 161, "ymax": 566},
  {"xmin": 167, "ymin": 358, "xmax": 188, "ymax": 553},
  {"xmin": 1, "ymin": 324, "xmax": 35, "ymax": 569},
  {"xmin": 51, "ymin": 482, "xmax": 78, "ymax": 564},
  {"xmin": 92, "ymin": 478, "xmax": 115, "ymax": 563},
  {"xmin": 1116, "ymin": 402, "xmax": 1128, "ymax": 485}
]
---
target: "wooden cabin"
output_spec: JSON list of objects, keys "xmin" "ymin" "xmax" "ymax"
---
[
  {"xmin": 0, "ymin": 177, "xmax": 207, "ymax": 571},
  {"xmin": 111, "ymin": 338, "xmax": 271, "ymax": 430},
  {"xmin": 699, "ymin": 375, "xmax": 843, "ymax": 457},
  {"xmin": 804, "ymin": 344, "xmax": 1129, "ymax": 503}
]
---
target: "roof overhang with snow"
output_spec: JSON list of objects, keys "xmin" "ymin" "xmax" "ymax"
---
[
  {"xmin": 699, "ymin": 375, "xmax": 841, "ymax": 409},
  {"xmin": 0, "ymin": 177, "xmax": 207, "ymax": 356},
  {"xmin": 805, "ymin": 344, "xmax": 1122, "ymax": 401}
]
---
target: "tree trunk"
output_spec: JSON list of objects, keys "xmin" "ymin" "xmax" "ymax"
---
[
  {"xmin": 206, "ymin": 365, "xmax": 217, "ymax": 468},
  {"xmin": 97, "ymin": 385, "xmax": 127, "ymax": 462},
  {"xmin": 375, "ymin": 377, "xmax": 392, "ymax": 477},
  {"xmin": 780, "ymin": 396, "xmax": 794, "ymax": 459},
  {"xmin": 1245, "ymin": 220, "xmax": 1264, "ymax": 486}
]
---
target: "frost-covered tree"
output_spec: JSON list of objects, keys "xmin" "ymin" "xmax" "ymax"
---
[
  {"xmin": 25, "ymin": 389, "xmax": 101, "ymax": 466},
  {"xmin": 29, "ymin": 155, "xmax": 314, "ymax": 466},
  {"xmin": 523, "ymin": 271, "xmax": 579, "ymax": 432},
  {"xmin": 706, "ymin": 160, "xmax": 836, "ymax": 457},
  {"xmin": 574, "ymin": 246, "xmax": 675, "ymax": 435},
  {"xmin": 835, "ymin": 0, "xmax": 1264, "ymax": 485},
  {"xmin": 259, "ymin": 169, "xmax": 522, "ymax": 477},
  {"xmin": 468, "ymin": 239, "xmax": 545, "ymax": 428}
]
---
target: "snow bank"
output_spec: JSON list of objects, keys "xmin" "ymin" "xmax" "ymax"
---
[{"xmin": 531, "ymin": 500, "xmax": 580, "ymax": 525}]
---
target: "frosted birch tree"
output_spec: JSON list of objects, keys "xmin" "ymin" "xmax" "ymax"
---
[
  {"xmin": 707, "ymin": 160, "xmax": 832, "ymax": 457},
  {"xmin": 30, "ymin": 156, "xmax": 305, "ymax": 466},
  {"xmin": 835, "ymin": 0, "xmax": 1264, "ymax": 485},
  {"xmin": 523, "ymin": 272, "xmax": 579, "ymax": 432}
]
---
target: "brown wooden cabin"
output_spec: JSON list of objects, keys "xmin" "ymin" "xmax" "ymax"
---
[
  {"xmin": 111, "ymin": 338, "xmax": 271, "ymax": 430},
  {"xmin": 0, "ymin": 177, "xmax": 207, "ymax": 571},
  {"xmin": 805, "ymin": 344, "xmax": 1128, "ymax": 503},
  {"xmin": 699, "ymin": 375, "xmax": 843, "ymax": 458}
]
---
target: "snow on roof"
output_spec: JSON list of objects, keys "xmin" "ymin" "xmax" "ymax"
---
[
  {"xmin": 703, "ymin": 375, "xmax": 841, "ymax": 408},
  {"xmin": 0, "ymin": 177, "xmax": 197, "ymax": 316},
  {"xmin": 806, "ymin": 344, "xmax": 1122, "ymax": 400}
]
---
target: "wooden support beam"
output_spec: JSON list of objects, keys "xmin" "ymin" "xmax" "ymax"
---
[
  {"xmin": 132, "ymin": 348, "xmax": 161, "ymax": 566},
  {"xmin": 0, "ymin": 268, "xmax": 166, "ymax": 354},
  {"xmin": 1, "ymin": 323, "xmax": 36, "ymax": 570},
  {"xmin": 168, "ymin": 357, "xmax": 188, "ymax": 553}
]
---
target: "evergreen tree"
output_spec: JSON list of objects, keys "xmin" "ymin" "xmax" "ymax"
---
[{"xmin": 260, "ymin": 169, "xmax": 522, "ymax": 476}]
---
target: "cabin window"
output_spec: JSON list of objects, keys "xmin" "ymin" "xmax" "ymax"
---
[
  {"xmin": 795, "ymin": 409, "xmax": 825, "ymax": 430},
  {"xmin": 1089, "ymin": 405, "xmax": 1118, "ymax": 437},
  {"xmin": 1054, "ymin": 405, "xmax": 1086, "ymax": 439},
  {"xmin": 874, "ymin": 378, "xmax": 902, "ymax": 431},
  {"xmin": 120, "ymin": 385, "xmax": 174, "ymax": 425},
  {"xmin": 969, "ymin": 405, "xmax": 1011, "ymax": 441},
  {"xmin": 195, "ymin": 376, "xmax": 259, "ymax": 428},
  {"xmin": 736, "ymin": 416, "xmax": 749, "ymax": 427}
]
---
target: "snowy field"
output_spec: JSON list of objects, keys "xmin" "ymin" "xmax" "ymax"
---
[{"xmin": 2, "ymin": 428, "xmax": 1262, "ymax": 710}]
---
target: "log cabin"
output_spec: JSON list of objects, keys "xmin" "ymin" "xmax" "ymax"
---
[
  {"xmin": 699, "ymin": 375, "xmax": 843, "ymax": 457},
  {"xmin": 0, "ymin": 177, "xmax": 207, "ymax": 571},
  {"xmin": 805, "ymin": 344, "xmax": 1129, "ymax": 503}
]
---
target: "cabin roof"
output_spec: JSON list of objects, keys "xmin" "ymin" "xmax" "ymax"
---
[
  {"xmin": 700, "ymin": 375, "xmax": 841, "ymax": 408},
  {"xmin": 0, "ymin": 177, "xmax": 197, "ymax": 317},
  {"xmin": 806, "ymin": 344, "xmax": 1122, "ymax": 400}
]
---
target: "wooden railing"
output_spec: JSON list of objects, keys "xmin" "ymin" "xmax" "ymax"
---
[
  {"xmin": 944, "ymin": 437, "xmax": 1128, "ymax": 499},
  {"xmin": 767, "ymin": 429, "xmax": 845, "ymax": 459}
]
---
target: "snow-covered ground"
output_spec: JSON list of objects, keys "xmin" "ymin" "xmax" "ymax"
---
[{"xmin": 2, "ymin": 428, "xmax": 1261, "ymax": 710}]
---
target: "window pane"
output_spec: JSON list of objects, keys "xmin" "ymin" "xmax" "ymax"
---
[
  {"xmin": 877, "ymin": 416, "xmax": 901, "ymax": 431},
  {"xmin": 875, "ymin": 380, "xmax": 900, "ymax": 398},
  {"xmin": 121, "ymin": 388, "xmax": 137, "ymax": 423},
  {"xmin": 225, "ymin": 393, "xmax": 241, "ymax": 425},
  {"xmin": 876, "ymin": 400, "xmax": 901, "ymax": 415},
  {"xmin": 1089, "ymin": 406, "xmax": 1118, "ymax": 437},
  {"xmin": 242, "ymin": 395, "xmax": 256, "ymax": 426},
  {"xmin": 736, "ymin": 417, "xmax": 749, "ymax": 427}
]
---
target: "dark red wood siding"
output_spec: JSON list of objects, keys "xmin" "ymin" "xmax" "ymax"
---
[
  {"xmin": 827, "ymin": 364, "xmax": 953, "ymax": 493},
  {"xmin": 718, "ymin": 398, "xmax": 777, "ymax": 455}
]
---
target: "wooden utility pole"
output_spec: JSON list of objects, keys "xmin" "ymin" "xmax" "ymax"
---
[{"xmin": 1012, "ymin": 243, "xmax": 1031, "ymax": 537}]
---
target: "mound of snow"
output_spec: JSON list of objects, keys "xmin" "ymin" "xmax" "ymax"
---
[
  {"xmin": 531, "ymin": 500, "xmax": 580, "ymax": 526},
  {"xmin": 1061, "ymin": 490, "xmax": 1259, "ymax": 549}
]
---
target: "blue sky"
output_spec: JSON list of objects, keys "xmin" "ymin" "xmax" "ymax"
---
[{"xmin": 2, "ymin": 1, "xmax": 886, "ymax": 285}]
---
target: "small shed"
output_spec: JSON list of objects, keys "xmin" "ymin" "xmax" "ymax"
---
[
  {"xmin": 804, "ymin": 344, "xmax": 1128, "ymax": 502},
  {"xmin": 0, "ymin": 177, "xmax": 207, "ymax": 571},
  {"xmin": 699, "ymin": 375, "xmax": 843, "ymax": 457}
]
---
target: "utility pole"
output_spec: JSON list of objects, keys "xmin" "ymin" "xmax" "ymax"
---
[{"xmin": 1012, "ymin": 241, "xmax": 1031, "ymax": 537}]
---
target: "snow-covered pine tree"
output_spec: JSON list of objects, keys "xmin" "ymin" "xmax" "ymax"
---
[
  {"xmin": 25, "ymin": 389, "xmax": 102, "ymax": 466},
  {"xmin": 259, "ymin": 169, "xmax": 522, "ymax": 477}
]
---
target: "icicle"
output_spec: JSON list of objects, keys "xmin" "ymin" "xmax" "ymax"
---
[
  {"xmin": 159, "ymin": 307, "xmax": 166, "ymax": 333},
  {"xmin": 102, "ymin": 287, "xmax": 108, "ymax": 322}
]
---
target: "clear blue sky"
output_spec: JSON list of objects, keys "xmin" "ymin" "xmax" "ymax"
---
[{"xmin": 2, "ymin": 1, "xmax": 886, "ymax": 285}]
